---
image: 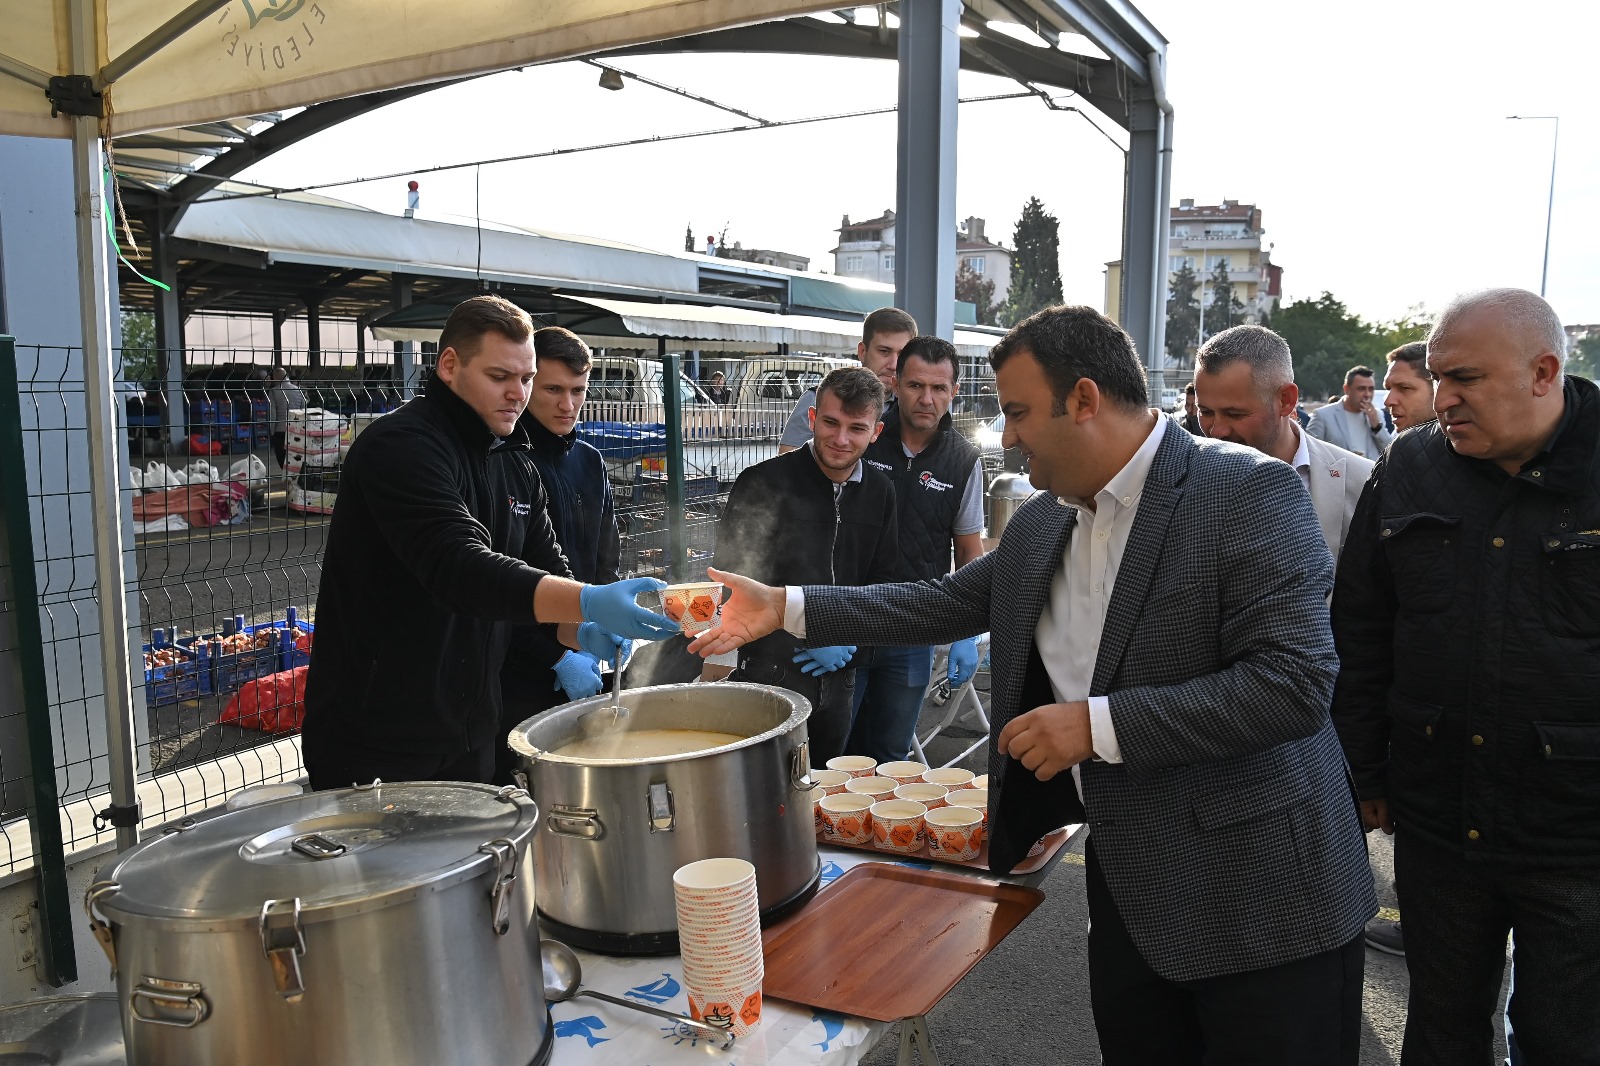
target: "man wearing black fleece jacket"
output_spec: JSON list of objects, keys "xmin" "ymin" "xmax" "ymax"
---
[
  {"xmin": 708, "ymin": 366, "xmax": 903, "ymax": 762},
  {"xmin": 302, "ymin": 296, "xmax": 676, "ymax": 789}
]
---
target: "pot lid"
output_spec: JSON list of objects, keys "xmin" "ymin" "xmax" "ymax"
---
[
  {"xmin": 98, "ymin": 782, "xmax": 535, "ymax": 926},
  {"xmin": 0, "ymin": 994, "xmax": 123, "ymax": 1065}
]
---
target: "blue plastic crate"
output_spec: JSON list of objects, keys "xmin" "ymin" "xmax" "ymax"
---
[
  {"xmin": 143, "ymin": 630, "xmax": 211, "ymax": 708},
  {"xmin": 190, "ymin": 613, "xmax": 283, "ymax": 695},
  {"xmin": 258, "ymin": 607, "xmax": 314, "ymax": 671}
]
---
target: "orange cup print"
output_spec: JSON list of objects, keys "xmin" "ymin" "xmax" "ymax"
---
[{"xmin": 869, "ymin": 799, "xmax": 927, "ymax": 855}]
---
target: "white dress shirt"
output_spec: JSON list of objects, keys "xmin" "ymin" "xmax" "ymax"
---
[
  {"xmin": 784, "ymin": 413, "xmax": 1169, "ymax": 799},
  {"xmin": 1034, "ymin": 413, "xmax": 1167, "ymax": 797},
  {"xmin": 1288, "ymin": 418, "xmax": 1311, "ymax": 495}
]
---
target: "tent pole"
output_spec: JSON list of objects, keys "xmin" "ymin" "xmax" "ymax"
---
[{"xmin": 71, "ymin": 0, "xmax": 141, "ymax": 852}]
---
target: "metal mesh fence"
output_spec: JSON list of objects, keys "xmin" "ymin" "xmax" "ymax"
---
[{"xmin": 0, "ymin": 344, "xmax": 1001, "ymax": 875}]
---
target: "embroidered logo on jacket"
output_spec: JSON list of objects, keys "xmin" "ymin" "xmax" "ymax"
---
[
  {"xmin": 866, "ymin": 459, "xmax": 893, "ymax": 473},
  {"xmin": 508, "ymin": 496, "xmax": 531, "ymax": 516},
  {"xmin": 919, "ymin": 471, "xmax": 953, "ymax": 492}
]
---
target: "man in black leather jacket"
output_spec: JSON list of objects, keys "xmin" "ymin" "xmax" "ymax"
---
[
  {"xmin": 709, "ymin": 367, "xmax": 903, "ymax": 762},
  {"xmin": 1330, "ymin": 288, "xmax": 1600, "ymax": 1065}
]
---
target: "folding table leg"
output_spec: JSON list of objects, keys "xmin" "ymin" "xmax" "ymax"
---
[{"xmin": 895, "ymin": 1016, "xmax": 942, "ymax": 1065}]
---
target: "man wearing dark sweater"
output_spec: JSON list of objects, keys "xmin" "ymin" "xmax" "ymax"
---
[
  {"xmin": 709, "ymin": 367, "xmax": 903, "ymax": 762},
  {"xmin": 495, "ymin": 327, "xmax": 622, "ymax": 783},
  {"xmin": 302, "ymin": 297, "xmax": 676, "ymax": 789}
]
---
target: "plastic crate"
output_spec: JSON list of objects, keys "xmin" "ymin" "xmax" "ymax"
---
[
  {"xmin": 142, "ymin": 630, "xmax": 211, "ymax": 708},
  {"xmin": 257, "ymin": 606, "xmax": 314, "ymax": 671},
  {"xmin": 192, "ymin": 613, "xmax": 287, "ymax": 694}
]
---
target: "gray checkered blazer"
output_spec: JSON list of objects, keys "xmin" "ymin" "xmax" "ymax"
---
[{"xmin": 805, "ymin": 426, "xmax": 1376, "ymax": 982}]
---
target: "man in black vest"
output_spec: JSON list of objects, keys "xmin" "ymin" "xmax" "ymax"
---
[
  {"xmin": 708, "ymin": 367, "xmax": 903, "ymax": 761},
  {"xmin": 846, "ymin": 336, "xmax": 986, "ymax": 762}
]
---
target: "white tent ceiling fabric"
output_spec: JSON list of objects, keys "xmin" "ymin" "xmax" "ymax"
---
[{"xmin": 0, "ymin": 0, "xmax": 837, "ymax": 138}]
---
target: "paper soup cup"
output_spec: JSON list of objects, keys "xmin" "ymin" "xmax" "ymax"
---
[
  {"xmin": 946, "ymin": 788, "xmax": 988, "ymax": 829},
  {"xmin": 870, "ymin": 799, "xmax": 928, "ymax": 854},
  {"xmin": 925, "ymin": 805, "xmax": 984, "ymax": 861},
  {"xmin": 825, "ymin": 755, "xmax": 877, "ymax": 778},
  {"xmin": 893, "ymin": 782, "xmax": 948, "ymax": 810},
  {"xmin": 810, "ymin": 769, "xmax": 853, "ymax": 795},
  {"xmin": 970, "ymin": 774, "xmax": 988, "ymax": 790},
  {"xmin": 658, "ymin": 582, "xmax": 724, "ymax": 635},
  {"xmin": 688, "ymin": 986, "xmax": 764, "ymax": 1038},
  {"xmin": 843, "ymin": 776, "xmax": 898, "ymax": 802},
  {"xmin": 922, "ymin": 767, "xmax": 974, "ymax": 790},
  {"xmin": 818, "ymin": 793, "xmax": 874, "ymax": 844},
  {"xmin": 876, "ymin": 760, "xmax": 929, "ymax": 784}
]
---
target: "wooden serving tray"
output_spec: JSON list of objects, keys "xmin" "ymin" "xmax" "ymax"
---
[
  {"xmin": 816, "ymin": 824, "xmax": 1072, "ymax": 875},
  {"xmin": 761, "ymin": 863, "xmax": 1046, "ymax": 1022}
]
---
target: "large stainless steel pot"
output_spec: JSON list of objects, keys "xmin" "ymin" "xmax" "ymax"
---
[
  {"xmin": 509, "ymin": 682, "xmax": 819, "ymax": 955},
  {"xmin": 85, "ymin": 782, "xmax": 551, "ymax": 1066},
  {"xmin": 0, "ymin": 994, "xmax": 123, "ymax": 1064}
]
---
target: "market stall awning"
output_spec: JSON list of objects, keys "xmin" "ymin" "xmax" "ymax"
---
[
  {"xmin": 370, "ymin": 293, "xmax": 1004, "ymax": 358},
  {"xmin": 0, "ymin": 1, "xmax": 839, "ymax": 138}
]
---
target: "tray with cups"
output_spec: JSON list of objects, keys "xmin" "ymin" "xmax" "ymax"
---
[{"xmin": 809, "ymin": 757, "xmax": 1069, "ymax": 875}]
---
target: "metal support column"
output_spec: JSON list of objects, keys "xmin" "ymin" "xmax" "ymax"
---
[
  {"xmin": 893, "ymin": 0, "xmax": 961, "ymax": 340},
  {"xmin": 304, "ymin": 294, "xmax": 322, "ymax": 370},
  {"xmin": 392, "ymin": 273, "xmax": 417, "ymax": 399},
  {"xmin": 271, "ymin": 308, "xmax": 286, "ymax": 366},
  {"xmin": 1119, "ymin": 54, "xmax": 1173, "ymax": 399},
  {"xmin": 0, "ymin": 336, "xmax": 77, "ymax": 985},
  {"xmin": 152, "ymin": 222, "xmax": 185, "ymax": 448},
  {"xmin": 658, "ymin": 339, "xmax": 688, "ymax": 583},
  {"xmin": 69, "ymin": 0, "xmax": 140, "ymax": 852}
]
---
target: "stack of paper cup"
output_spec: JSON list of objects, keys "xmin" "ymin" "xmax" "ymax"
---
[{"xmin": 673, "ymin": 857, "xmax": 764, "ymax": 1038}]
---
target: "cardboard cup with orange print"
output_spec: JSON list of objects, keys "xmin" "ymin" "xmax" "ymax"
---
[
  {"xmin": 893, "ymin": 782, "xmax": 948, "ymax": 810},
  {"xmin": 842, "ymin": 776, "xmax": 898, "ymax": 802},
  {"xmin": 876, "ymin": 760, "xmax": 929, "ymax": 785},
  {"xmin": 825, "ymin": 755, "xmax": 877, "ymax": 778},
  {"xmin": 688, "ymin": 985, "xmax": 763, "ymax": 1038},
  {"xmin": 970, "ymin": 773, "xmax": 989, "ymax": 790},
  {"xmin": 922, "ymin": 766, "xmax": 975, "ymax": 790},
  {"xmin": 946, "ymin": 788, "xmax": 988, "ymax": 831},
  {"xmin": 657, "ymin": 581, "xmax": 725, "ymax": 635},
  {"xmin": 808, "ymin": 785, "xmax": 827, "ymax": 832},
  {"xmin": 810, "ymin": 768, "xmax": 853, "ymax": 795},
  {"xmin": 817, "ymin": 793, "xmax": 875, "ymax": 845},
  {"xmin": 870, "ymin": 798, "xmax": 928, "ymax": 854},
  {"xmin": 925, "ymin": 805, "xmax": 984, "ymax": 861}
]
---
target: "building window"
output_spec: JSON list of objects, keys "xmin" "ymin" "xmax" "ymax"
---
[
  {"xmin": 962, "ymin": 256, "xmax": 985, "ymax": 274},
  {"xmin": 1207, "ymin": 255, "xmax": 1231, "ymax": 271},
  {"xmin": 845, "ymin": 256, "xmax": 863, "ymax": 272},
  {"xmin": 884, "ymin": 255, "xmax": 894, "ymax": 270},
  {"xmin": 1168, "ymin": 256, "xmax": 1195, "ymax": 272}
]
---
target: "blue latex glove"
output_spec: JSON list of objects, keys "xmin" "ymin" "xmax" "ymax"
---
[
  {"xmin": 793, "ymin": 645, "xmax": 856, "ymax": 677},
  {"xmin": 577, "ymin": 622, "xmax": 631, "ymax": 669},
  {"xmin": 579, "ymin": 577, "xmax": 678, "ymax": 640},
  {"xmin": 552, "ymin": 650, "xmax": 604, "ymax": 700},
  {"xmin": 947, "ymin": 637, "xmax": 980, "ymax": 687}
]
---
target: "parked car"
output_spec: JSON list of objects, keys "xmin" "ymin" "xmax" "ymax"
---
[
  {"xmin": 717, "ymin": 355, "xmax": 854, "ymax": 437},
  {"xmin": 585, "ymin": 353, "xmax": 723, "ymax": 438}
]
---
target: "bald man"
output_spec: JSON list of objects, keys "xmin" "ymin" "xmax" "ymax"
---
[{"xmin": 1330, "ymin": 288, "xmax": 1600, "ymax": 1065}]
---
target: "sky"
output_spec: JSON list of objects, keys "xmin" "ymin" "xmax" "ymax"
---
[{"xmin": 236, "ymin": 0, "xmax": 1600, "ymax": 328}]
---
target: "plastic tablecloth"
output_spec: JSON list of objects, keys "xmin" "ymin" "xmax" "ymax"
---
[{"xmin": 546, "ymin": 848, "xmax": 962, "ymax": 1065}]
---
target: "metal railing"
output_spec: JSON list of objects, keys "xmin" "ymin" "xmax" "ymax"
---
[{"xmin": 0, "ymin": 340, "xmax": 1000, "ymax": 982}]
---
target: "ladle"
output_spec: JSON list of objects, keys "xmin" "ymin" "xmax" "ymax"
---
[{"xmin": 539, "ymin": 938, "xmax": 735, "ymax": 1050}]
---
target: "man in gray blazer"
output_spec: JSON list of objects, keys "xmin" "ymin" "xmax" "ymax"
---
[
  {"xmin": 1193, "ymin": 325, "xmax": 1374, "ymax": 565},
  {"xmin": 1307, "ymin": 365, "xmax": 1395, "ymax": 459},
  {"xmin": 692, "ymin": 305, "xmax": 1374, "ymax": 1065}
]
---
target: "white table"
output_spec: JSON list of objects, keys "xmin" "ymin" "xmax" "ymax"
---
[{"xmin": 546, "ymin": 832, "xmax": 1081, "ymax": 1065}]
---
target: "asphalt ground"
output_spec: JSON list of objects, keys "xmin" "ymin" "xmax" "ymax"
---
[{"xmin": 856, "ymin": 677, "xmax": 1513, "ymax": 1065}]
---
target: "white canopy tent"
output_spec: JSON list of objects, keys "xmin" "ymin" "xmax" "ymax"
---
[{"xmin": 0, "ymin": 0, "xmax": 839, "ymax": 854}]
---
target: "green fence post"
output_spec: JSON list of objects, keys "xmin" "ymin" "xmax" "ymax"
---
[
  {"xmin": 0, "ymin": 336, "xmax": 77, "ymax": 985},
  {"xmin": 658, "ymin": 340, "xmax": 688, "ymax": 582}
]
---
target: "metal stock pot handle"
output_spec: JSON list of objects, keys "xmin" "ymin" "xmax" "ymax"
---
[
  {"xmin": 259, "ymin": 898, "xmax": 307, "ymax": 1002},
  {"xmin": 130, "ymin": 977, "xmax": 210, "ymax": 1028},
  {"xmin": 547, "ymin": 805, "xmax": 605, "ymax": 839},
  {"xmin": 478, "ymin": 838, "xmax": 520, "ymax": 936},
  {"xmin": 84, "ymin": 880, "xmax": 119, "ymax": 974},
  {"xmin": 790, "ymin": 742, "xmax": 816, "ymax": 792}
]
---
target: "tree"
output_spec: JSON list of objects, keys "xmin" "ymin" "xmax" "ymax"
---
[
  {"xmin": 1572, "ymin": 335, "xmax": 1600, "ymax": 381},
  {"xmin": 1201, "ymin": 259, "xmax": 1245, "ymax": 339},
  {"xmin": 1377, "ymin": 304, "xmax": 1434, "ymax": 351},
  {"xmin": 955, "ymin": 261, "xmax": 998, "ymax": 325},
  {"xmin": 1165, "ymin": 263, "xmax": 1200, "ymax": 365},
  {"xmin": 999, "ymin": 196, "xmax": 1063, "ymax": 326},
  {"xmin": 1262, "ymin": 292, "xmax": 1390, "ymax": 401},
  {"xmin": 119, "ymin": 309, "xmax": 158, "ymax": 383},
  {"xmin": 683, "ymin": 224, "xmax": 695, "ymax": 253}
]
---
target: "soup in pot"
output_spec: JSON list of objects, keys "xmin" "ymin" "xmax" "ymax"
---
[{"xmin": 553, "ymin": 728, "xmax": 746, "ymax": 760}]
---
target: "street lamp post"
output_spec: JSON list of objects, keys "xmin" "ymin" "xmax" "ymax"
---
[{"xmin": 1507, "ymin": 115, "xmax": 1559, "ymax": 298}]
